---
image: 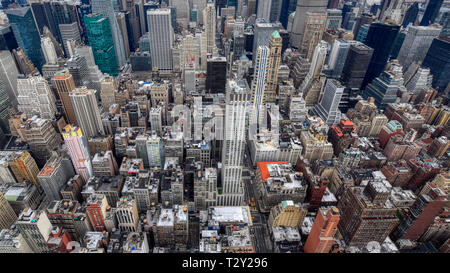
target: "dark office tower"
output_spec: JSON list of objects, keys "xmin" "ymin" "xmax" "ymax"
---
[
  {"xmin": 84, "ymin": 13, "xmax": 118, "ymax": 76},
  {"xmin": 353, "ymin": 13, "xmax": 373, "ymax": 39},
  {"xmin": 216, "ymin": 0, "xmax": 227, "ymax": 16},
  {"xmin": 328, "ymin": 0, "xmax": 339, "ymax": 9},
  {"xmin": 280, "ymin": 0, "xmax": 297, "ymax": 29},
  {"xmin": 51, "ymin": 1, "xmax": 82, "ymax": 55},
  {"xmin": 279, "ymin": 29, "xmax": 290, "ymax": 55},
  {"xmin": 340, "ymin": 41, "xmax": 374, "ymax": 92},
  {"xmin": 0, "ymin": 25, "xmax": 18, "ymax": 51},
  {"xmin": 66, "ymin": 55, "xmax": 89, "ymax": 87},
  {"xmin": 206, "ymin": 57, "xmax": 227, "ymax": 93},
  {"xmin": 402, "ymin": 2, "xmax": 419, "ymax": 27},
  {"xmin": 76, "ymin": 0, "xmax": 92, "ymax": 43},
  {"xmin": 389, "ymin": 30, "xmax": 406, "ymax": 60},
  {"xmin": 420, "ymin": 0, "xmax": 444, "ymax": 26},
  {"xmin": 422, "ymin": 36, "xmax": 450, "ymax": 92},
  {"xmin": 6, "ymin": 7, "xmax": 45, "ymax": 72},
  {"xmin": 361, "ymin": 22, "xmax": 400, "ymax": 90},
  {"xmin": 30, "ymin": 0, "xmax": 59, "ymax": 40},
  {"xmin": 391, "ymin": 187, "xmax": 447, "ymax": 242}
]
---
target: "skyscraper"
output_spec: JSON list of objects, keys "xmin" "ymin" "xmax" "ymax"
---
[
  {"xmin": 299, "ymin": 12, "xmax": 327, "ymax": 60},
  {"xmin": 0, "ymin": 192, "xmax": 17, "ymax": 230},
  {"xmin": 92, "ymin": 0, "xmax": 126, "ymax": 68},
  {"xmin": 280, "ymin": 0, "xmax": 297, "ymax": 29},
  {"xmin": 391, "ymin": 187, "xmax": 447, "ymax": 242},
  {"xmin": 69, "ymin": 87, "xmax": 105, "ymax": 138},
  {"xmin": 265, "ymin": 31, "xmax": 282, "ymax": 103},
  {"xmin": 62, "ymin": 125, "xmax": 93, "ymax": 183},
  {"xmin": 304, "ymin": 207, "xmax": 340, "ymax": 253},
  {"xmin": 253, "ymin": 20, "xmax": 281, "ymax": 61},
  {"xmin": 53, "ymin": 69, "xmax": 77, "ymax": 125},
  {"xmin": 290, "ymin": 0, "xmax": 328, "ymax": 49},
  {"xmin": 402, "ymin": 2, "xmax": 419, "ymax": 28},
  {"xmin": 15, "ymin": 209, "xmax": 53, "ymax": 253},
  {"xmin": 206, "ymin": 57, "xmax": 227, "ymax": 93},
  {"xmin": 250, "ymin": 46, "xmax": 270, "ymax": 126},
  {"xmin": 363, "ymin": 64, "xmax": 404, "ymax": 110},
  {"xmin": 16, "ymin": 75, "xmax": 57, "ymax": 120},
  {"xmin": 84, "ymin": 13, "xmax": 118, "ymax": 76},
  {"xmin": 397, "ymin": 26, "xmax": 441, "ymax": 71},
  {"xmin": 204, "ymin": 2, "xmax": 217, "ymax": 56},
  {"xmin": 313, "ymin": 79, "xmax": 344, "ymax": 126},
  {"xmin": 218, "ymin": 80, "xmax": 251, "ymax": 206},
  {"xmin": 422, "ymin": 36, "xmax": 450, "ymax": 91},
  {"xmin": 0, "ymin": 50, "xmax": 19, "ymax": 133},
  {"xmin": 37, "ymin": 152, "xmax": 76, "ymax": 201},
  {"xmin": 147, "ymin": 9, "xmax": 174, "ymax": 71},
  {"xmin": 6, "ymin": 7, "xmax": 45, "ymax": 71},
  {"xmin": 328, "ymin": 39, "xmax": 351, "ymax": 79},
  {"xmin": 361, "ymin": 22, "xmax": 400, "ymax": 90},
  {"xmin": 420, "ymin": 0, "xmax": 444, "ymax": 26}
]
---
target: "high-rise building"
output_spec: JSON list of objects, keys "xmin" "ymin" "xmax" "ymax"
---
[
  {"xmin": 62, "ymin": 125, "xmax": 94, "ymax": 183},
  {"xmin": 339, "ymin": 41, "xmax": 373, "ymax": 110},
  {"xmin": 206, "ymin": 57, "xmax": 227, "ymax": 93},
  {"xmin": 402, "ymin": 2, "xmax": 419, "ymax": 28},
  {"xmin": 0, "ymin": 50, "xmax": 18, "ymax": 133},
  {"xmin": 304, "ymin": 207, "xmax": 340, "ymax": 253},
  {"xmin": 218, "ymin": 80, "xmax": 250, "ymax": 206},
  {"xmin": 91, "ymin": 0, "xmax": 126, "ymax": 68},
  {"xmin": 17, "ymin": 117, "xmax": 61, "ymax": 167},
  {"xmin": 257, "ymin": 0, "xmax": 282, "ymax": 23},
  {"xmin": 84, "ymin": 13, "xmax": 118, "ymax": 76},
  {"xmin": 397, "ymin": 26, "xmax": 441, "ymax": 71},
  {"xmin": 362, "ymin": 64, "xmax": 404, "ymax": 110},
  {"xmin": 115, "ymin": 12, "xmax": 131, "ymax": 60},
  {"xmin": 69, "ymin": 87, "xmax": 105, "ymax": 138},
  {"xmin": 253, "ymin": 20, "xmax": 281, "ymax": 60},
  {"xmin": 147, "ymin": 134, "xmax": 164, "ymax": 168},
  {"xmin": 265, "ymin": 31, "xmax": 282, "ymax": 103},
  {"xmin": 328, "ymin": 39, "xmax": 351, "ymax": 79},
  {"xmin": 204, "ymin": 2, "xmax": 217, "ymax": 56},
  {"xmin": 45, "ymin": 199, "xmax": 81, "ymax": 241},
  {"xmin": 299, "ymin": 12, "xmax": 327, "ymax": 60},
  {"xmin": 16, "ymin": 208, "xmax": 53, "ymax": 253},
  {"xmin": 313, "ymin": 79, "xmax": 344, "ymax": 126},
  {"xmin": 6, "ymin": 7, "xmax": 45, "ymax": 71},
  {"xmin": 37, "ymin": 152, "xmax": 76, "ymax": 201},
  {"xmin": 53, "ymin": 70, "xmax": 77, "ymax": 125},
  {"xmin": 280, "ymin": 0, "xmax": 297, "ymax": 29},
  {"xmin": 361, "ymin": 22, "xmax": 400, "ymax": 90},
  {"xmin": 0, "ymin": 192, "xmax": 17, "ymax": 230},
  {"xmin": 92, "ymin": 151, "xmax": 118, "ymax": 177},
  {"xmin": 7, "ymin": 151, "xmax": 40, "ymax": 188},
  {"xmin": 147, "ymin": 9, "xmax": 174, "ymax": 71},
  {"xmin": 16, "ymin": 75, "xmax": 57, "ymax": 120},
  {"xmin": 116, "ymin": 198, "xmax": 139, "ymax": 232},
  {"xmin": 353, "ymin": 13, "xmax": 373, "ymax": 39},
  {"xmin": 250, "ymin": 46, "xmax": 270, "ymax": 126},
  {"xmin": 391, "ymin": 187, "xmax": 447, "ymax": 242},
  {"xmin": 41, "ymin": 37, "xmax": 58, "ymax": 65},
  {"xmin": 420, "ymin": 0, "xmax": 444, "ymax": 26},
  {"xmin": 422, "ymin": 36, "xmax": 450, "ymax": 91},
  {"xmin": 290, "ymin": 0, "xmax": 328, "ymax": 49},
  {"xmin": 338, "ymin": 182, "xmax": 399, "ymax": 247},
  {"xmin": 0, "ymin": 24, "xmax": 18, "ymax": 51},
  {"xmin": 85, "ymin": 193, "xmax": 108, "ymax": 232},
  {"xmin": 100, "ymin": 76, "xmax": 117, "ymax": 111}
]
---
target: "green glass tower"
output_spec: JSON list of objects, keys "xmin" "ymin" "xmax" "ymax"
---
[{"xmin": 84, "ymin": 13, "xmax": 118, "ymax": 76}]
